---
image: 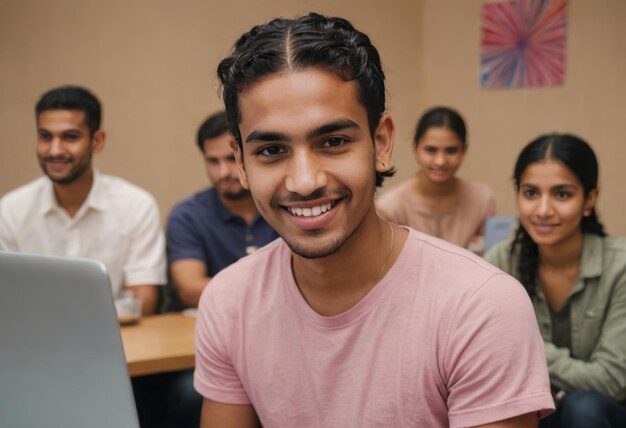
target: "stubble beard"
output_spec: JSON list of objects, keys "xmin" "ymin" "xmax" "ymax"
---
[
  {"xmin": 39, "ymin": 155, "xmax": 91, "ymax": 186},
  {"xmin": 272, "ymin": 187, "xmax": 366, "ymax": 260},
  {"xmin": 221, "ymin": 188, "xmax": 251, "ymax": 201},
  {"xmin": 283, "ymin": 229, "xmax": 351, "ymax": 259}
]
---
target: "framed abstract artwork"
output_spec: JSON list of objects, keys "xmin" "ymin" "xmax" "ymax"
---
[{"xmin": 481, "ymin": 0, "xmax": 567, "ymax": 88}]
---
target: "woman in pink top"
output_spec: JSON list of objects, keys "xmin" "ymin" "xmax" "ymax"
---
[{"xmin": 377, "ymin": 106, "xmax": 494, "ymax": 251}]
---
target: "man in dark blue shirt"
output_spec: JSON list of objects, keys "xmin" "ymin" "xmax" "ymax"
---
[
  {"xmin": 166, "ymin": 111, "xmax": 278, "ymax": 309},
  {"xmin": 133, "ymin": 112, "xmax": 278, "ymax": 428}
]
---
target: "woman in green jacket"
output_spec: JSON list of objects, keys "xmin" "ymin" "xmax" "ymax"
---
[{"xmin": 485, "ymin": 134, "xmax": 626, "ymax": 428}]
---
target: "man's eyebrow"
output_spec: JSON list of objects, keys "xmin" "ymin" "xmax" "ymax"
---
[
  {"xmin": 37, "ymin": 128, "xmax": 81, "ymax": 133},
  {"xmin": 244, "ymin": 119, "xmax": 360, "ymax": 144},
  {"xmin": 245, "ymin": 131, "xmax": 289, "ymax": 144},
  {"xmin": 306, "ymin": 119, "xmax": 359, "ymax": 140}
]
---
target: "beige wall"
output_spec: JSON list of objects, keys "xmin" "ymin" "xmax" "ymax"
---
[
  {"xmin": 2, "ymin": 0, "xmax": 625, "ymax": 234},
  {"xmin": 0, "ymin": 0, "xmax": 421, "ymax": 222}
]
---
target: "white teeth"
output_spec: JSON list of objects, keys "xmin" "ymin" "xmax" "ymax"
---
[{"xmin": 289, "ymin": 202, "xmax": 333, "ymax": 217}]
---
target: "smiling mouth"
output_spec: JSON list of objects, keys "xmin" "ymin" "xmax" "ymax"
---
[
  {"xmin": 532, "ymin": 223, "xmax": 559, "ymax": 230},
  {"xmin": 287, "ymin": 201, "xmax": 335, "ymax": 217}
]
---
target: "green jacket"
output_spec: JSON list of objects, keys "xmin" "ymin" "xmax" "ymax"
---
[{"xmin": 484, "ymin": 234, "xmax": 626, "ymax": 401}]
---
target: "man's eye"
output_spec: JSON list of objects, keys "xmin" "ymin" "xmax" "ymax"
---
[
  {"xmin": 523, "ymin": 190, "xmax": 537, "ymax": 198},
  {"xmin": 64, "ymin": 134, "xmax": 80, "ymax": 141},
  {"xmin": 38, "ymin": 133, "xmax": 51, "ymax": 141},
  {"xmin": 258, "ymin": 146, "xmax": 286, "ymax": 157},
  {"xmin": 323, "ymin": 137, "xmax": 346, "ymax": 148}
]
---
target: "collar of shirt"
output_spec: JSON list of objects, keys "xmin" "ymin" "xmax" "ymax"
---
[
  {"xmin": 39, "ymin": 170, "xmax": 107, "ymax": 220},
  {"xmin": 210, "ymin": 188, "xmax": 261, "ymax": 225},
  {"xmin": 565, "ymin": 233, "xmax": 604, "ymax": 298},
  {"xmin": 579, "ymin": 233, "xmax": 603, "ymax": 280}
]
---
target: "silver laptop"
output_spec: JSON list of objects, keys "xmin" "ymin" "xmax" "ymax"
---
[{"xmin": 0, "ymin": 251, "xmax": 139, "ymax": 428}]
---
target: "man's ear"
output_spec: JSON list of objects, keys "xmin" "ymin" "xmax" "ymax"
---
[
  {"xmin": 91, "ymin": 130, "xmax": 105, "ymax": 153},
  {"xmin": 374, "ymin": 114, "xmax": 395, "ymax": 173},
  {"xmin": 229, "ymin": 138, "xmax": 249, "ymax": 189}
]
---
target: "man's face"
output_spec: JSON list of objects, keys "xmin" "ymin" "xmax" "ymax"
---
[
  {"xmin": 202, "ymin": 133, "xmax": 249, "ymax": 200},
  {"xmin": 36, "ymin": 110, "xmax": 102, "ymax": 185},
  {"xmin": 234, "ymin": 68, "xmax": 393, "ymax": 259}
]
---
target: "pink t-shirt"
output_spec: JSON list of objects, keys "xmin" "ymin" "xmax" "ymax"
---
[{"xmin": 195, "ymin": 229, "xmax": 554, "ymax": 427}]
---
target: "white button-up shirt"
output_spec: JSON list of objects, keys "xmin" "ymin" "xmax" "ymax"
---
[{"xmin": 0, "ymin": 171, "xmax": 166, "ymax": 297}]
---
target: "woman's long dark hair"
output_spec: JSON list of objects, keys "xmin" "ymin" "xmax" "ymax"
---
[{"xmin": 511, "ymin": 134, "xmax": 606, "ymax": 298}]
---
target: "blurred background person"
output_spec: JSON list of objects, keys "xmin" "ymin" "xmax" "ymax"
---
[
  {"xmin": 0, "ymin": 85, "xmax": 165, "ymax": 314},
  {"xmin": 377, "ymin": 106, "xmax": 494, "ymax": 252},
  {"xmin": 166, "ymin": 111, "xmax": 278, "ymax": 310}
]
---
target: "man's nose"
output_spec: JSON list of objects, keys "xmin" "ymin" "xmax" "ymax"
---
[
  {"xmin": 48, "ymin": 138, "xmax": 64, "ymax": 157},
  {"xmin": 218, "ymin": 161, "xmax": 232, "ymax": 179},
  {"xmin": 284, "ymin": 150, "xmax": 327, "ymax": 196}
]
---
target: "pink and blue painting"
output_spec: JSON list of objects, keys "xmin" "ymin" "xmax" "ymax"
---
[{"xmin": 480, "ymin": 0, "xmax": 567, "ymax": 88}]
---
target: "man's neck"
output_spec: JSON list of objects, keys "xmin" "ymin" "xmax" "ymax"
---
[
  {"xmin": 53, "ymin": 169, "xmax": 94, "ymax": 218},
  {"xmin": 291, "ymin": 207, "xmax": 408, "ymax": 316},
  {"xmin": 220, "ymin": 194, "xmax": 259, "ymax": 225}
]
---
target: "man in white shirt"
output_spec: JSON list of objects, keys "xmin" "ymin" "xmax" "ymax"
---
[{"xmin": 0, "ymin": 85, "xmax": 165, "ymax": 314}]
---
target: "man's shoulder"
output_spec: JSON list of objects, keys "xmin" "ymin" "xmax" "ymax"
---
[
  {"xmin": 1, "ymin": 176, "xmax": 48, "ymax": 200},
  {"xmin": 0, "ymin": 176, "xmax": 49, "ymax": 211},
  {"xmin": 167, "ymin": 189, "xmax": 222, "ymax": 232},
  {"xmin": 199, "ymin": 238, "xmax": 285, "ymax": 301},
  {"xmin": 483, "ymin": 236, "xmax": 514, "ymax": 263},
  {"xmin": 98, "ymin": 174, "xmax": 158, "ymax": 207},
  {"xmin": 214, "ymin": 238, "xmax": 284, "ymax": 283},
  {"xmin": 408, "ymin": 229, "xmax": 502, "ymax": 276},
  {"xmin": 405, "ymin": 231, "xmax": 534, "ymax": 336},
  {"xmin": 403, "ymin": 229, "xmax": 521, "ymax": 297},
  {"xmin": 170, "ymin": 188, "xmax": 215, "ymax": 214}
]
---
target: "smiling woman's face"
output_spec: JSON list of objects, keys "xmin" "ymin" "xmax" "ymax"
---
[
  {"xmin": 413, "ymin": 127, "xmax": 465, "ymax": 184},
  {"xmin": 517, "ymin": 159, "xmax": 596, "ymax": 249}
]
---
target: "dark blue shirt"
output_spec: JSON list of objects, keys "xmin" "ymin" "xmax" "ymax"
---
[{"xmin": 166, "ymin": 188, "xmax": 278, "ymax": 308}]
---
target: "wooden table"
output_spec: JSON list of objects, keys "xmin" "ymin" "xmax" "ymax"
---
[{"xmin": 120, "ymin": 312, "xmax": 196, "ymax": 377}]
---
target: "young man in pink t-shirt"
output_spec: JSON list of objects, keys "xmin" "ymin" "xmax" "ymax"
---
[{"xmin": 194, "ymin": 13, "xmax": 554, "ymax": 427}]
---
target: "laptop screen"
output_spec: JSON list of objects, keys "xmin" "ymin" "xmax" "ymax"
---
[{"xmin": 0, "ymin": 251, "xmax": 139, "ymax": 428}]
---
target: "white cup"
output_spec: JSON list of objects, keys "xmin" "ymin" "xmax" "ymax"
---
[{"xmin": 115, "ymin": 290, "xmax": 142, "ymax": 325}]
